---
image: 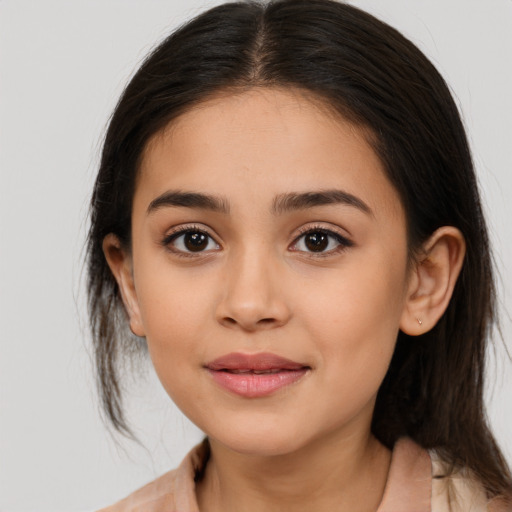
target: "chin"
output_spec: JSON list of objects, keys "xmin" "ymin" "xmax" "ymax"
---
[
  {"xmin": 206, "ymin": 419, "xmax": 310, "ymax": 457},
  {"xmin": 218, "ymin": 435, "xmax": 305, "ymax": 457}
]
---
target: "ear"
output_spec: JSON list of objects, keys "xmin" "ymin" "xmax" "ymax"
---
[
  {"xmin": 400, "ymin": 226, "xmax": 466, "ymax": 336},
  {"xmin": 102, "ymin": 234, "xmax": 145, "ymax": 337}
]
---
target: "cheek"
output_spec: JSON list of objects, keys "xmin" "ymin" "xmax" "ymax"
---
[
  {"xmin": 133, "ymin": 261, "xmax": 216, "ymax": 379},
  {"xmin": 297, "ymin": 252, "xmax": 407, "ymax": 387}
]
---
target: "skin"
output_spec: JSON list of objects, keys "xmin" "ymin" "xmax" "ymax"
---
[{"xmin": 104, "ymin": 87, "xmax": 465, "ymax": 512}]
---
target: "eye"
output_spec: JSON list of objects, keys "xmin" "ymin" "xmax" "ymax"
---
[
  {"xmin": 164, "ymin": 227, "xmax": 220, "ymax": 254},
  {"xmin": 291, "ymin": 228, "xmax": 353, "ymax": 254}
]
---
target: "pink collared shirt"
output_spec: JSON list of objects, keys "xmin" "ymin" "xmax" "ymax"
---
[{"xmin": 98, "ymin": 438, "xmax": 508, "ymax": 511}]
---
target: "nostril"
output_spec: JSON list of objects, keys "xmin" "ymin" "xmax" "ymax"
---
[
  {"xmin": 220, "ymin": 315, "xmax": 279, "ymax": 330},
  {"xmin": 258, "ymin": 318, "xmax": 276, "ymax": 325},
  {"xmin": 216, "ymin": 292, "xmax": 292, "ymax": 331}
]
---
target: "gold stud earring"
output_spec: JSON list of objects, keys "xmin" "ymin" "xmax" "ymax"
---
[{"xmin": 417, "ymin": 318, "xmax": 423, "ymax": 326}]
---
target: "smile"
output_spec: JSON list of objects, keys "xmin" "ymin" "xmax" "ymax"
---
[{"xmin": 205, "ymin": 352, "xmax": 310, "ymax": 398}]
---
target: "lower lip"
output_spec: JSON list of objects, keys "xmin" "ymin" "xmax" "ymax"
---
[{"xmin": 207, "ymin": 369, "xmax": 309, "ymax": 398}]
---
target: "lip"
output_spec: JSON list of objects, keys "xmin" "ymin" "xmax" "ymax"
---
[{"xmin": 205, "ymin": 352, "xmax": 310, "ymax": 398}]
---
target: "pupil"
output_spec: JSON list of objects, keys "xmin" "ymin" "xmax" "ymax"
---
[
  {"xmin": 184, "ymin": 232, "xmax": 208, "ymax": 252},
  {"xmin": 305, "ymin": 232, "xmax": 328, "ymax": 252}
]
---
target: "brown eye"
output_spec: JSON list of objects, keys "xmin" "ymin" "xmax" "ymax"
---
[
  {"xmin": 291, "ymin": 228, "xmax": 353, "ymax": 255},
  {"xmin": 165, "ymin": 228, "xmax": 220, "ymax": 254},
  {"xmin": 304, "ymin": 232, "xmax": 329, "ymax": 252},
  {"xmin": 184, "ymin": 232, "xmax": 209, "ymax": 252}
]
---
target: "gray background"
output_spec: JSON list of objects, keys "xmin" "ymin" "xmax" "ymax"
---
[{"xmin": 1, "ymin": 1, "xmax": 511, "ymax": 510}]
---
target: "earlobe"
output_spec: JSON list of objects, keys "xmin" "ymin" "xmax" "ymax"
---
[
  {"xmin": 102, "ymin": 234, "xmax": 145, "ymax": 337},
  {"xmin": 400, "ymin": 226, "xmax": 466, "ymax": 336}
]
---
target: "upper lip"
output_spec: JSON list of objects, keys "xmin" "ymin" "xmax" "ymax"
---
[{"xmin": 205, "ymin": 352, "xmax": 308, "ymax": 371}]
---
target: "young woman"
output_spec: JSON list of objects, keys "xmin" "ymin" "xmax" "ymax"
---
[{"xmin": 87, "ymin": 0, "xmax": 512, "ymax": 510}]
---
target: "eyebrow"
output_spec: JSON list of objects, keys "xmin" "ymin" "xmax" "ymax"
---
[
  {"xmin": 146, "ymin": 189, "xmax": 372, "ymax": 217},
  {"xmin": 271, "ymin": 190, "xmax": 373, "ymax": 216},
  {"xmin": 147, "ymin": 191, "xmax": 230, "ymax": 215}
]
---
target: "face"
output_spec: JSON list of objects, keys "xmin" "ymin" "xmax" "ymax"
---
[{"xmin": 116, "ymin": 88, "xmax": 413, "ymax": 456}]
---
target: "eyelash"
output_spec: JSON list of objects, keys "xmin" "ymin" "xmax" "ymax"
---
[
  {"xmin": 290, "ymin": 225, "xmax": 354, "ymax": 256},
  {"xmin": 161, "ymin": 224, "xmax": 220, "ymax": 258},
  {"xmin": 161, "ymin": 224, "xmax": 354, "ymax": 257}
]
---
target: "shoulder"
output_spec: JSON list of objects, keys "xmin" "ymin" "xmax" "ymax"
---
[
  {"xmin": 431, "ymin": 456, "xmax": 511, "ymax": 512},
  {"xmin": 95, "ymin": 440, "xmax": 208, "ymax": 512},
  {"xmin": 96, "ymin": 469, "xmax": 179, "ymax": 512}
]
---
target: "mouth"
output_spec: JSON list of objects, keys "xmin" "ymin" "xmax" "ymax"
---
[
  {"xmin": 219, "ymin": 368, "xmax": 286, "ymax": 374},
  {"xmin": 205, "ymin": 352, "xmax": 310, "ymax": 398}
]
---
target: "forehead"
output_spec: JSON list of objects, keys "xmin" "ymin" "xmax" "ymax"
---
[{"xmin": 137, "ymin": 87, "xmax": 403, "ymax": 219}]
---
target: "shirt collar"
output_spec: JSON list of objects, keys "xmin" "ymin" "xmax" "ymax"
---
[{"xmin": 174, "ymin": 437, "xmax": 432, "ymax": 511}]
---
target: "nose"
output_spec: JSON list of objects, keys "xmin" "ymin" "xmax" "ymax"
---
[{"xmin": 215, "ymin": 247, "xmax": 292, "ymax": 332}]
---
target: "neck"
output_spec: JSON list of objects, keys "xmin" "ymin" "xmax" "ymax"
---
[{"xmin": 196, "ymin": 428, "xmax": 391, "ymax": 512}]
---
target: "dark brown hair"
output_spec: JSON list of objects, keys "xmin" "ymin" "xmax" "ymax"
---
[{"xmin": 87, "ymin": 0, "xmax": 512, "ymax": 500}]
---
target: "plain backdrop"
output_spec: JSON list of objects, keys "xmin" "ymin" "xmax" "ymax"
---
[{"xmin": 0, "ymin": 1, "xmax": 511, "ymax": 510}]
